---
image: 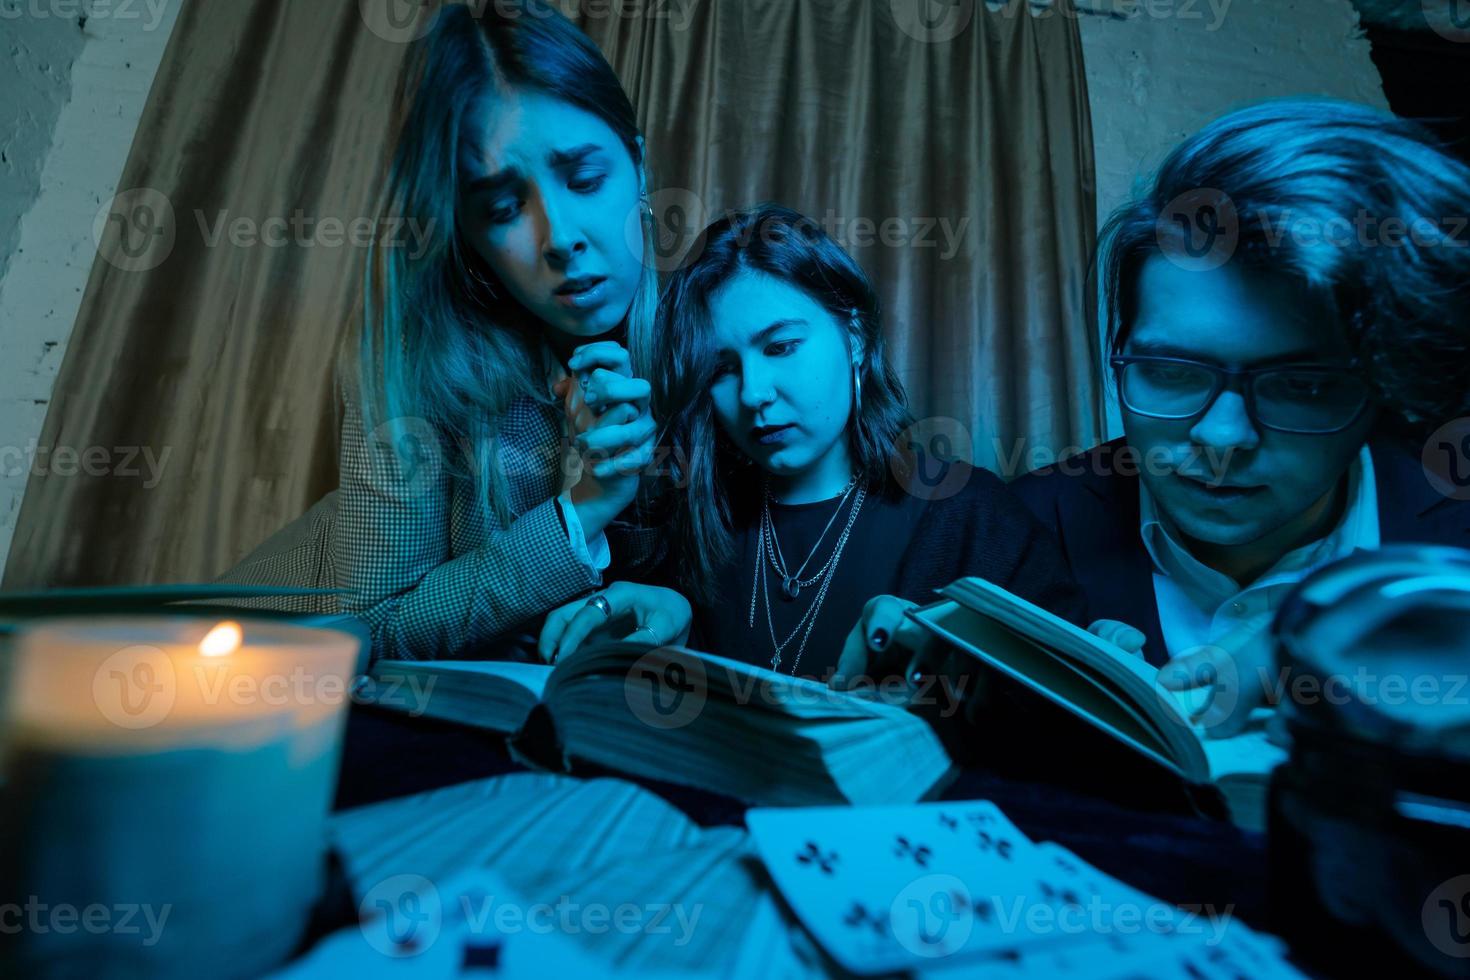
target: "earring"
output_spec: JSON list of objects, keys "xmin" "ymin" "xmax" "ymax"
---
[
  {"xmin": 639, "ymin": 193, "xmax": 654, "ymax": 224},
  {"xmin": 851, "ymin": 360, "xmax": 864, "ymax": 416}
]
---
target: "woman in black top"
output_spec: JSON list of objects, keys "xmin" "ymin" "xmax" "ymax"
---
[{"xmin": 539, "ymin": 205, "xmax": 1084, "ymax": 686}]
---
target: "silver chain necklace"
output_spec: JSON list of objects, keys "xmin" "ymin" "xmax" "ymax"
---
[
  {"xmin": 763, "ymin": 472, "xmax": 860, "ymax": 599},
  {"xmin": 748, "ymin": 477, "xmax": 867, "ymax": 674}
]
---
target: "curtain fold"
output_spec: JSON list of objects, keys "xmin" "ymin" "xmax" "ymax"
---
[{"xmin": 3, "ymin": 0, "xmax": 1099, "ymax": 589}]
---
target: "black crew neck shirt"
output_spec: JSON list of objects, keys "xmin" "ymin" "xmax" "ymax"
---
[{"xmin": 693, "ymin": 481, "xmax": 929, "ymax": 681}]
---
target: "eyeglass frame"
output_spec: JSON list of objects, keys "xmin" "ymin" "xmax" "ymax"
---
[{"xmin": 1108, "ymin": 354, "xmax": 1374, "ymax": 435}]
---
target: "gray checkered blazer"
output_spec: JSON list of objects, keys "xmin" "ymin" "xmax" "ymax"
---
[{"xmin": 215, "ymin": 383, "xmax": 657, "ymax": 663}]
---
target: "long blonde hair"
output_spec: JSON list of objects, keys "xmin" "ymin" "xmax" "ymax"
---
[{"xmin": 354, "ymin": 0, "xmax": 658, "ymax": 529}]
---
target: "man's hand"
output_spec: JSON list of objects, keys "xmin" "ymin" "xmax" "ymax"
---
[
  {"xmin": 1157, "ymin": 611, "xmax": 1276, "ymax": 738},
  {"xmin": 1087, "ymin": 619, "xmax": 1149, "ymax": 658}
]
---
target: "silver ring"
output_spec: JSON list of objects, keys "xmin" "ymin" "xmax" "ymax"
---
[
  {"xmin": 632, "ymin": 623, "xmax": 661, "ymax": 646},
  {"xmin": 585, "ymin": 594, "xmax": 612, "ymax": 621}
]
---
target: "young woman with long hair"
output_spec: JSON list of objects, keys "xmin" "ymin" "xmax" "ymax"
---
[
  {"xmin": 539, "ymin": 205, "xmax": 1085, "ymax": 686},
  {"xmin": 339, "ymin": 0, "xmax": 664, "ymax": 662}
]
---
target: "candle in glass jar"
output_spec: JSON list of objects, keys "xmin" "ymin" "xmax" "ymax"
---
[{"xmin": 0, "ymin": 615, "xmax": 362, "ymax": 980}]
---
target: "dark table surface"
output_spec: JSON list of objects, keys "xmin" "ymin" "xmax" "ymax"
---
[
  {"xmin": 331, "ymin": 705, "xmax": 1271, "ymax": 922},
  {"xmin": 318, "ymin": 705, "xmax": 1459, "ymax": 979}
]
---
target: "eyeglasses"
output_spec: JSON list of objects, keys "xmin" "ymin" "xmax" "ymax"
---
[{"xmin": 1110, "ymin": 355, "xmax": 1372, "ymax": 435}]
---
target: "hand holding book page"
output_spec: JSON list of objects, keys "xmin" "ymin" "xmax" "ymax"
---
[
  {"xmin": 1157, "ymin": 610, "xmax": 1277, "ymax": 738},
  {"xmin": 537, "ymin": 583, "xmax": 693, "ymax": 662},
  {"xmin": 1086, "ymin": 619, "xmax": 1149, "ymax": 658},
  {"xmin": 1086, "ymin": 615, "xmax": 1277, "ymax": 737},
  {"xmin": 906, "ymin": 578, "xmax": 1286, "ymax": 828},
  {"xmin": 832, "ymin": 594, "xmax": 973, "ymax": 703}
]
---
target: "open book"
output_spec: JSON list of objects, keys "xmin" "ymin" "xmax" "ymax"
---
[
  {"xmin": 909, "ymin": 577, "xmax": 1286, "ymax": 830},
  {"xmin": 366, "ymin": 643, "xmax": 955, "ymax": 807}
]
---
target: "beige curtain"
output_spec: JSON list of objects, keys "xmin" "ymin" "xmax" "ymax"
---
[{"xmin": 3, "ymin": 0, "xmax": 1099, "ymax": 590}]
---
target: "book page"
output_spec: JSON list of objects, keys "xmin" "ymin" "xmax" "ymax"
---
[
  {"xmin": 938, "ymin": 579, "xmax": 1207, "ymax": 777},
  {"xmin": 544, "ymin": 642, "xmax": 954, "ymax": 806},
  {"xmin": 369, "ymin": 659, "xmax": 552, "ymax": 732},
  {"xmin": 551, "ymin": 642, "xmax": 910, "ymax": 722},
  {"xmin": 911, "ymin": 602, "xmax": 1186, "ymax": 778}
]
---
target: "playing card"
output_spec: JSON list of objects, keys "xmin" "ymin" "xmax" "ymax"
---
[
  {"xmin": 1169, "ymin": 926, "xmax": 1307, "ymax": 980},
  {"xmin": 924, "ymin": 844, "xmax": 1305, "ymax": 980},
  {"xmin": 747, "ymin": 801, "xmax": 1115, "ymax": 975}
]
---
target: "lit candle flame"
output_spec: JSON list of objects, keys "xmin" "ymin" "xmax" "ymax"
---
[{"xmin": 200, "ymin": 621, "xmax": 244, "ymax": 658}]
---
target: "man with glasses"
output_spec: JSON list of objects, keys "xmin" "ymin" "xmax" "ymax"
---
[{"xmin": 1014, "ymin": 99, "xmax": 1470, "ymax": 736}]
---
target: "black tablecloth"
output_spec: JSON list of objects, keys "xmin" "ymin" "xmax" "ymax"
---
[{"xmin": 331, "ymin": 705, "xmax": 1268, "ymax": 927}]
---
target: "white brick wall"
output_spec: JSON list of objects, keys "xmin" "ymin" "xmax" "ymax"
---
[
  {"xmin": 0, "ymin": 0, "xmax": 1387, "ymax": 579},
  {"xmin": 0, "ymin": 0, "xmax": 182, "ymax": 578},
  {"xmin": 1078, "ymin": 0, "xmax": 1387, "ymax": 433},
  {"xmin": 1081, "ymin": 0, "xmax": 1388, "ymax": 223}
]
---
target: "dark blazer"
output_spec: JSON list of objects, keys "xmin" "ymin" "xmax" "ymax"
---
[{"xmin": 1011, "ymin": 437, "xmax": 1470, "ymax": 666}]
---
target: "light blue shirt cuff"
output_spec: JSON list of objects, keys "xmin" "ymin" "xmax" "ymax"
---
[{"xmin": 557, "ymin": 492, "xmax": 612, "ymax": 572}]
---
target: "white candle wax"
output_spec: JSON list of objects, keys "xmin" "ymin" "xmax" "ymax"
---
[{"xmin": 0, "ymin": 615, "xmax": 362, "ymax": 980}]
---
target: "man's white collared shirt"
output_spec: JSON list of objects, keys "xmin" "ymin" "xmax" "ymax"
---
[{"xmin": 1139, "ymin": 446, "xmax": 1380, "ymax": 659}]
